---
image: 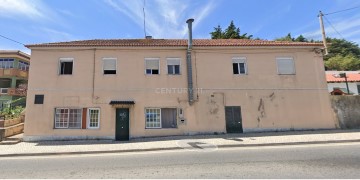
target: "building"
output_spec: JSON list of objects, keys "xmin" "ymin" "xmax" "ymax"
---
[
  {"xmin": 0, "ymin": 50, "xmax": 30, "ymax": 109},
  {"xmin": 326, "ymin": 71, "xmax": 360, "ymax": 95},
  {"xmin": 23, "ymin": 21, "xmax": 335, "ymax": 141}
]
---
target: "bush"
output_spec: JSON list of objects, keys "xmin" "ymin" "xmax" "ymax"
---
[{"xmin": 0, "ymin": 106, "xmax": 25, "ymax": 119}]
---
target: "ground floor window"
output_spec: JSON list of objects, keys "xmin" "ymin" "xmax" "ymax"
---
[
  {"xmin": 88, "ymin": 108, "xmax": 100, "ymax": 128},
  {"xmin": 55, "ymin": 108, "xmax": 82, "ymax": 129},
  {"xmin": 145, "ymin": 108, "xmax": 177, "ymax": 128}
]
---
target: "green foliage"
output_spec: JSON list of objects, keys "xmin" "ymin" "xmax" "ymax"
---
[
  {"xmin": 325, "ymin": 54, "xmax": 360, "ymax": 71},
  {"xmin": 0, "ymin": 106, "xmax": 25, "ymax": 119},
  {"xmin": 210, "ymin": 21, "xmax": 252, "ymax": 39},
  {"xmin": 210, "ymin": 25, "xmax": 223, "ymax": 39},
  {"xmin": 325, "ymin": 38, "xmax": 360, "ymax": 61}
]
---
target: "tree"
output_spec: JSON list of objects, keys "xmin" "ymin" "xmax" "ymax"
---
[
  {"xmin": 294, "ymin": 35, "xmax": 307, "ymax": 42},
  {"xmin": 210, "ymin": 25, "xmax": 223, "ymax": 39},
  {"xmin": 275, "ymin": 33, "xmax": 294, "ymax": 42},
  {"xmin": 325, "ymin": 54, "xmax": 360, "ymax": 71},
  {"xmin": 210, "ymin": 21, "xmax": 252, "ymax": 39},
  {"xmin": 325, "ymin": 38, "xmax": 360, "ymax": 61}
]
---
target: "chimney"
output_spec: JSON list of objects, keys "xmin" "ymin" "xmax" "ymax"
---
[{"xmin": 186, "ymin": 18, "xmax": 194, "ymax": 49}]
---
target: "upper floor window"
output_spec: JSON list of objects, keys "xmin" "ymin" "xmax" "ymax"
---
[
  {"xmin": 145, "ymin": 58, "xmax": 159, "ymax": 75},
  {"xmin": 276, "ymin": 57, "xmax": 295, "ymax": 75},
  {"xmin": 103, "ymin": 58, "xmax": 117, "ymax": 74},
  {"xmin": 0, "ymin": 59, "xmax": 14, "ymax": 69},
  {"xmin": 167, "ymin": 58, "xmax": 180, "ymax": 75},
  {"xmin": 232, "ymin": 57, "xmax": 247, "ymax": 75},
  {"xmin": 59, "ymin": 58, "xmax": 73, "ymax": 75},
  {"xmin": 18, "ymin": 61, "xmax": 29, "ymax": 71}
]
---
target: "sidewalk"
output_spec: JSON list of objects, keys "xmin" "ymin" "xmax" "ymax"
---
[{"xmin": 1, "ymin": 129, "xmax": 360, "ymax": 157}]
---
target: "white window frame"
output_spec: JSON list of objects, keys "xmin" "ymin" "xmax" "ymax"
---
[
  {"xmin": 144, "ymin": 58, "xmax": 160, "ymax": 75},
  {"xmin": 102, "ymin": 58, "xmax": 117, "ymax": 75},
  {"xmin": 54, "ymin": 108, "xmax": 82, "ymax": 129},
  {"xmin": 166, "ymin": 58, "xmax": 181, "ymax": 75},
  {"xmin": 0, "ymin": 58, "xmax": 14, "ymax": 69},
  {"xmin": 276, "ymin": 57, "xmax": 295, "ymax": 75},
  {"xmin": 87, "ymin": 108, "xmax": 100, "ymax": 129},
  {"xmin": 18, "ymin": 61, "xmax": 29, "ymax": 71},
  {"xmin": 232, "ymin": 57, "xmax": 247, "ymax": 75},
  {"xmin": 145, "ymin": 108, "xmax": 161, "ymax": 128},
  {"xmin": 58, "ymin": 58, "xmax": 74, "ymax": 75}
]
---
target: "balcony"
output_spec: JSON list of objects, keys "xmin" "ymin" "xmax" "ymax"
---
[
  {"xmin": 0, "ymin": 69, "xmax": 28, "ymax": 78},
  {"xmin": 0, "ymin": 88, "xmax": 26, "ymax": 96}
]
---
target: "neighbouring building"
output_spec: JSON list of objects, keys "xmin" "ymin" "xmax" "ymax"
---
[
  {"xmin": 0, "ymin": 50, "xmax": 30, "ymax": 109},
  {"xmin": 326, "ymin": 71, "xmax": 360, "ymax": 95},
  {"xmin": 23, "ymin": 21, "xmax": 336, "ymax": 141}
]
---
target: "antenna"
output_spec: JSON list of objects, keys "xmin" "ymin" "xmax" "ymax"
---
[{"xmin": 143, "ymin": 0, "xmax": 147, "ymax": 38}]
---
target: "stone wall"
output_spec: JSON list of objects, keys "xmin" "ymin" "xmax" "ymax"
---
[
  {"xmin": 330, "ymin": 96, "xmax": 360, "ymax": 129},
  {"xmin": 0, "ymin": 115, "xmax": 24, "ymax": 141}
]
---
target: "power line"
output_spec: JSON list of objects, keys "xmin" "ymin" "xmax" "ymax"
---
[
  {"xmin": 324, "ymin": 5, "xmax": 360, "ymax": 15},
  {"xmin": 323, "ymin": 15, "xmax": 345, "ymax": 39},
  {"xmin": 0, "ymin": 34, "xmax": 25, "ymax": 46}
]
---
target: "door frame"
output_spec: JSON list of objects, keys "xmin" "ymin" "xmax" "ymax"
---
[
  {"xmin": 115, "ymin": 108, "xmax": 130, "ymax": 141},
  {"xmin": 225, "ymin": 106, "xmax": 243, "ymax": 133}
]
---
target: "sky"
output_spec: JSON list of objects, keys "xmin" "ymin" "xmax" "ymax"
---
[{"xmin": 1, "ymin": 0, "xmax": 360, "ymax": 54}]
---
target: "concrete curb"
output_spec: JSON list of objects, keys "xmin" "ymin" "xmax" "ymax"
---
[{"xmin": 1, "ymin": 139, "xmax": 360, "ymax": 158}]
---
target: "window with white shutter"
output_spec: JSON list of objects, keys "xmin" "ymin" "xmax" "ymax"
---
[
  {"xmin": 276, "ymin": 57, "xmax": 295, "ymax": 75},
  {"xmin": 167, "ymin": 58, "xmax": 180, "ymax": 75},
  {"xmin": 103, "ymin": 58, "xmax": 117, "ymax": 74},
  {"xmin": 145, "ymin": 58, "xmax": 160, "ymax": 75},
  {"xmin": 232, "ymin": 57, "xmax": 247, "ymax": 75}
]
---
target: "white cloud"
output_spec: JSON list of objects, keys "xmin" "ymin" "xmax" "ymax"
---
[
  {"xmin": 104, "ymin": 0, "xmax": 216, "ymax": 38},
  {"xmin": 0, "ymin": 0, "xmax": 50, "ymax": 20},
  {"xmin": 35, "ymin": 27, "xmax": 79, "ymax": 42}
]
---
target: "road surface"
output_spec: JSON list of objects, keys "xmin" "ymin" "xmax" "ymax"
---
[{"xmin": 0, "ymin": 142, "xmax": 359, "ymax": 178}]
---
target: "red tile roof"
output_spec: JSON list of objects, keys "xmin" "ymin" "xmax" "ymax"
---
[
  {"xmin": 25, "ymin": 39, "xmax": 324, "ymax": 48},
  {"xmin": 326, "ymin": 73, "xmax": 360, "ymax": 82}
]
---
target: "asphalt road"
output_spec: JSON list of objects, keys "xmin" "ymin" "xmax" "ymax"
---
[{"xmin": 0, "ymin": 143, "xmax": 359, "ymax": 178}]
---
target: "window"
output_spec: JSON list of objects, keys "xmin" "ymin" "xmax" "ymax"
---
[
  {"xmin": 54, "ymin": 108, "xmax": 81, "ymax": 128},
  {"xmin": 232, "ymin": 57, "xmax": 247, "ymax": 75},
  {"xmin": 34, "ymin": 94, "xmax": 44, "ymax": 104},
  {"xmin": 167, "ymin": 58, "xmax": 180, "ymax": 75},
  {"xmin": 18, "ymin": 61, "xmax": 29, "ymax": 71},
  {"xmin": 145, "ymin": 108, "xmax": 161, "ymax": 128},
  {"xmin": 59, "ymin": 58, "xmax": 73, "ymax": 75},
  {"xmin": 103, "ymin": 58, "xmax": 117, "ymax": 74},
  {"xmin": 88, "ymin": 108, "xmax": 100, "ymax": 128},
  {"xmin": 145, "ymin": 58, "xmax": 160, "ymax": 75},
  {"xmin": 161, "ymin": 108, "xmax": 177, "ymax": 128},
  {"xmin": 145, "ymin": 108, "xmax": 177, "ymax": 128},
  {"xmin": 276, "ymin": 57, "xmax": 295, "ymax": 75},
  {"xmin": 0, "ymin": 59, "xmax": 14, "ymax": 69}
]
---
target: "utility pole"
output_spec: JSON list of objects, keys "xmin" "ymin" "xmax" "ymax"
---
[
  {"xmin": 318, "ymin": 11, "xmax": 329, "ymax": 55},
  {"xmin": 339, "ymin": 73, "xmax": 350, "ymax": 94}
]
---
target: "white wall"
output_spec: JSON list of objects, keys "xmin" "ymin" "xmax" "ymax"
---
[{"xmin": 327, "ymin": 82, "xmax": 360, "ymax": 95}]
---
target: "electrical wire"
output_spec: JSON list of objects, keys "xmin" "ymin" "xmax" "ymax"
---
[
  {"xmin": 323, "ymin": 16, "xmax": 345, "ymax": 39},
  {"xmin": 324, "ymin": 5, "xmax": 360, "ymax": 16},
  {"xmin": 0, "ymin": 34, "xmax": 26, "ymax": 46}
]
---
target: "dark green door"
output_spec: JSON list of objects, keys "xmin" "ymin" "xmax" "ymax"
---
[
  {"xmin": 116, "ymin": 108, "xmax": 129, "ymax": 141},
  {"xmin": 225, "ymin": 106, "xmax": 243, "ymax": 133}
]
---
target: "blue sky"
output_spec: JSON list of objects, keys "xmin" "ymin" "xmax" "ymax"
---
[{"xmin": 1, "ymin": 0, "xmax": 360, "ymax": 54}]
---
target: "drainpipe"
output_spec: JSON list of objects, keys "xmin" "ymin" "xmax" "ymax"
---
[{"xmin": 186, "ymin": 18, "xmax": 194, "ymax": 105}]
